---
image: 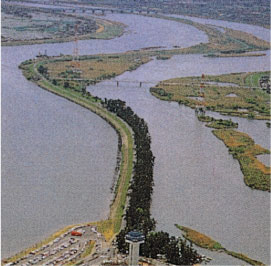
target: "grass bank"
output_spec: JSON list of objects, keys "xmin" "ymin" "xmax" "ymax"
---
[
  {"xmin": 25, "ymin": 57, "xmax": 135, "ymax": 238},
  {"xmin": 175, "ymin": 225, "xmax": 265, "ymax": 265},
  {"xmin": 3, "ymin": 56, "xmax": 134, "ymax": 264}
]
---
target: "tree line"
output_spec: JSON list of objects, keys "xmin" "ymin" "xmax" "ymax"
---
[{"xmin": 103, "ymin": 99, "xmax": 202, "ymax": 265}]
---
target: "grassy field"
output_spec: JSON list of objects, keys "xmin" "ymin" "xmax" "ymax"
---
[
  {"xmin": 45, "ymin": 53, "xmax": 151, "ymax": 84},
  {"xmin": 175, "ymin": 225, "xmax": 265, "ymax": 265},
  {"xmin": 212, "ymin": 129, "xmax": 270, "ymax": 191},
  {"xmin": 150, "ymin": 72, "xmax": 270, "ymax": 120}
]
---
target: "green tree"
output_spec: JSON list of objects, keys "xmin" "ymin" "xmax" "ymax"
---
[
  {"xmin": 64, "ymin": 81, "xmax": 70, "ymax": 89},
  {"xmin": 38, "ymin": 65, "xmax": 48, "ymax": 75}
]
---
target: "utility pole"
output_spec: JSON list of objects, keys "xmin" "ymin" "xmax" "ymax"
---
[{"xmin": 72, "ymin": 22, "xmax": 81, "ymax": 72}]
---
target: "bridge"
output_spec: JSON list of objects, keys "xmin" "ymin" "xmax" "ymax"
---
[
  {"xmin": 66, "ymin": 8, "xmax": 158, "ymax": 15},
  {"xmin": 47, "ymin": 77, "xmax": 261, "ymax": 89},
  {"xmin": 45, "ymin": 1, "xmax": 158, "ymax": 15}
]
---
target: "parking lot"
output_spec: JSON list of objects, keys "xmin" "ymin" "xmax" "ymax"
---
[{"xmin": 5, "ymin": 225, "xmax": 105, "ymax": 266}]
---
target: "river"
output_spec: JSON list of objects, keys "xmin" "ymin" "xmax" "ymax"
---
[
  {"xmin": 88, "ymin": 51, "xmax": 270, "ymax": 265},
  {"xmin": 170, "ymin": 14, "xmax": 270, "ymax": 42},
  {"xmin": 1, "ymin": 12, "xmax": 207, "ymax": 258},
  {"xmin": 2, "ymin": 10, "xmax": 270, "ymax": 264}
]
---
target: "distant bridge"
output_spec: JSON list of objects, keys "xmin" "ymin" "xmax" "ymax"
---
[
  {"xmin": 64, "ymin": 8, "xmax": 158, "ymax": 15},
  {"xmin": 48, "ymin": 77, "xmax": 261, "ymax": 89},
  {"xmin": 45, "ymin": 1, "xmax": 159, "ymax": 15}
]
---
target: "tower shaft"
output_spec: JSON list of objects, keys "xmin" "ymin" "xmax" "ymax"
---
[{"xmin": 128, "ymin": 242, "xmax": 141, "ymax": 266}]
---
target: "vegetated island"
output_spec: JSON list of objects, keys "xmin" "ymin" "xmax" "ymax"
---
[
  {"xmin": 150, "ymin": 72, "xmax": 271, "ymax": 191},
  {"xmin": 197, "ymin": 115, "xmax": 270, "ymax": 191},
  {"xmin": 1, "ymin": 2, "xmax": 126, "ymax": 46},
  {"xmin": 213, "ymin": 129, "xmax": 270, "ymax": 191},
  {"xmin": 175, "ymin": 225, "xmax": 265, "ymax": 266},
  {"xmin": 150, "ymin": 71, "xmax": 271, "ymax": 120}
]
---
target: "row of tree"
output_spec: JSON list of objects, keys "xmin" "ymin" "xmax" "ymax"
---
[
  {"xmin": 35, "ymin": 65, "xmax": 203, "ymax": 264},
  {"xmin": 103, "ymin": 99, "xmax": 202, "ymax": 265}
]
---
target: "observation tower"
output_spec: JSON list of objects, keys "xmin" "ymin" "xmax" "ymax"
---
[{"xmin": 125, "ymin": 231, "xmax": 145, "ymax": 266}]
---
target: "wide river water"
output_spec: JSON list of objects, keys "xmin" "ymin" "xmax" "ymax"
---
[{"xmin": 2, "ymin": 10, "xmax": 270, "ymax": 264}]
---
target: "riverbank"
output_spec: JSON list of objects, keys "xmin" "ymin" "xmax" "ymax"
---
[
  {"xmin": 27, "ymin": 57, "xmax": 135, "ymax": 237},
  {"xmin": 175, "ymin": 225, "xmax": 265, "ymax": 266},
  {"xmin": 3, "ymin": 56, "xmax": 134, "ymax": 264}
]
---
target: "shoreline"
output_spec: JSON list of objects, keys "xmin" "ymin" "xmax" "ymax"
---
[
  {"xmin": 3, "ymin": 58, "xmax": 135, "ymax": 264},
  {"xmin": 175, "ymin": 225, "xmax": 265, "ymax": 266}
]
